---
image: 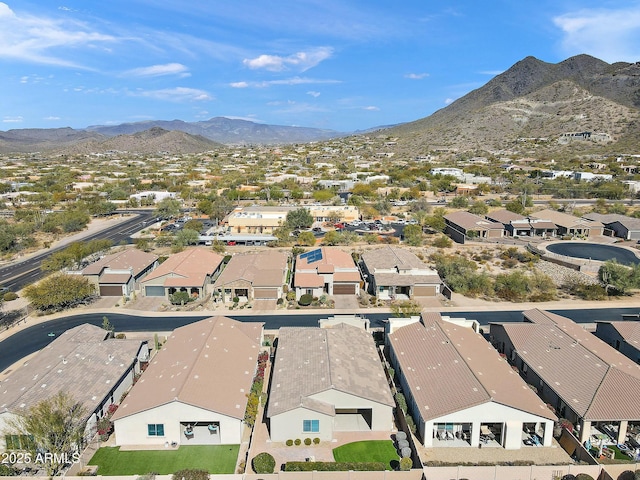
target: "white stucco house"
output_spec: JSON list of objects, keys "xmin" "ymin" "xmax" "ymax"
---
[
  {"xmin": 387, "ymin": 313, "xmax": 557, "ymax": 449},
  {"xmin": 112, "ymin": 317, "xmax": 263, "ymax": 447},
  {"xmin": 267, "ymin": 324, "xmax": 394, "ymax": 442}
]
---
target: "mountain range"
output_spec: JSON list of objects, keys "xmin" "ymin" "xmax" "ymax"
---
[{"xmin": 1, "ymin": 54, "xmax": 639, "ymax": 154}]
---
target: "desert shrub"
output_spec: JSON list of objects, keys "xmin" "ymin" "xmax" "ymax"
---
[
  {"xmin": 304, "ymin": 437, "xmax": 312, "ymax": 445},
  {"xmin": 395, "ymin": 392, "xmax": 407, "ymax": 414},
  {"xmin": 432, "ymin": 235, "xmax": 452, "ymax": 248},
  {"xmin": 252, "ymin": 452, "xmax": 276, "ymax": 474},
  {"xmin": 298, "ymin": 293, "xmax": 313, "ymax": 306},
  {"xmin": 115, "ymin": 333, "xmax": 127, "ymax": 339},
  {"xmin": 286, "ymin": 291, "xmax": 296, "ymax": 301},
  {"xmin": 276, "ymin": 298, "xmax": 284, "ymax": 305},
  {"xmin": 286, "ymin": 439, "xmax": 293, "ymax": 446},
  {"xmin": 313, "ymin": 437, "xmax": 320, "ymax": 444},
  {"xmin": 294, "ymin": 438, "xmax": 301, "ymax": 446},
  {"xmin": 285, "ymin": 462, "xmax": 387, "ymax": 471},
  {"xmin": 561, "ymin": 475, "xmax": 576, "ymax": 480},
  {"xmin": 575, "ymin": 474, "xmax": 595, "ymax": 480},
  {"xmin": 617, "ymin": 471, "xmax": 636, "ymax": 480},
  {"xmin": 564, "ymin": 280, "xmax": 607, "ymax": 300},
  {"xmin": 406, "ymin": 415, "xmax": 417, "ymax": 434},
  {"xmin": 0, "ymin": 464, "xmax": 18, "ymax": 476},
  {"xmin": 2, "ymin": 291, "xmax": 18, "ymax": 301},
  {"xmin": 400, "ymin": 457, "xmax": 413, "ymax": 471},
  {"xmin": 171, "ymin": 469, "xmax": 208, "ymax": 480},
  {"xmin": 169, "ymin": 291, "xmax": 192, "ymax": 305}
]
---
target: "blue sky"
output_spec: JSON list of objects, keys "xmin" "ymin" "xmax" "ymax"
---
[{"xmin": 1, "ymin": 0, "xmax": 640, "ymax": 132}]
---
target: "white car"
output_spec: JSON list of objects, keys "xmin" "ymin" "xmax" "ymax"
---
[{"xmin": 350, "ymin": 220, "xmax": 362, "ymax": 227}]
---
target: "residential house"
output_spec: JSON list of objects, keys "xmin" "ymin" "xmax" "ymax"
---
[
  {"xmin": 212, "ymin": 251, "xmax": 288, "ymax": 304},
  {"xmin": 140, "ymin": 247, "xmax": 224, "ymax": 299},
  {"xmin": 486, "ymin": 210, "xmax": 558, "ymax": 238},
  {"xmin": 583, "ymin": 213, "xmax": 640, "ymax": 241},
  {"xmin": 595, "ymin": 321, "xmax": 640, "ymax": 364},
  {"xmin": 490, "ymin": 309, "xmax": 640, "ymax": 445},
  {"xmin": 530, "ymin": 209, "xmax": 604, "ymax": 238},
  {"xmin": 444, "ymin": 211, "xmax": 504, "ymax": 243},
  {"xmin": 0, "ymin": 324, "xmax": 148, "ymax": 450},
  {"xmin": 360, "ymin": 246, "xmax": 442, "ymax": 299},
  {"xmin": 112, "ymin": 317, "xmax": 263, "ymax": 446},
  {"xmin": 294, "ymin": 247, "xmax": 361, "ymax": 299},
  {"xmin": 81, "ymin": 248, "xmax": 159, "ymax": 297},
  {"xmin": 267, "ymin": 324, "xmax": 394, "ymax": 442},
  {"xmin": 387, "ymin": 313, "xmax": 556, "ymax": 449}
]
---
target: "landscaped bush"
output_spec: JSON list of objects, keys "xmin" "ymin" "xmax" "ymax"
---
[
  {"xmin": 169, "ymin": 291, "xmax": 192, "ymax": 305},
  {"xmin": 313, "ymin": 438, "xmax": 320, "ymax": 444},
  {"xmin": 298, "ymin": 293, "xmax": 313, "ymax": 306},
  {"xmin": 304, "ymin": 438, "xmax": 312, "ymax": 445},
  {"xmin": 395, "ymin": 392, "xmax": 407, "ymax": 414},
  {"xmin": 617, "ymin": 471, "xmax": 636, "ymax": 480},
  {"xmin": 432, "ymin": 235, "xmax": 452, "ymax": 248},
  {"xmin": 285, "ymin": 462, "xmax": 387, "ymax": 471},
  {"xmin": 294, "ymin": 438, "xmax": 301, "ymax": 446},
  {"xmin": 561, "ymin": 475, "xmax": 576, "ymax": 480},
  {"xmin": 575, "ymin": 474, "xmax": 595, "ymax": 480},
  {"xmin": 252, "ymin": 452, "xmax": 276, "ymax": 474},
  {"xmin": 286, "ymin": 439, "xmax": 293, "ymax": 446},
  {"xmin": 400, "ymin": 457, "xmax": 413, "ymax": 471},
  {"xmin": 171, "ymin": 469, "xmax": 208, "ymax": 480},
  {"xmin": 2, "ymin": 291, "xmax": 18, "ymax": 301}
]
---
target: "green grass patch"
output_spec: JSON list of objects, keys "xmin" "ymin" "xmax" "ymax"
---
[
  {"xmin": 332, "ymin": 440, "xmax": 399, "ymax": 469},
  {"xmin": 605, "ymin": 445, "xmax": 634, "ymax": 462},
  {"xmin": 88, "ymin": 445, "xmax": 240, "ymax": 475}
]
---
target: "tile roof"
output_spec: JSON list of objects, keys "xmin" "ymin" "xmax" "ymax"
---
[
  {"xmin": 361, "ymin": 246, "xmax": 428, "ymax": 271},
  {"xmin": 113, "ymin": 317, "xmax": 263, "ymax": 421},
  {"xmin": 531, "ymin": 209, "xmax": 603, "ymax": 229},
  {"xmin": 82, "ymin": 248, "xmax": 158, "ymax": 277},
  {"xmin": 583, "ymin": 213, "xmax": 640, "ymax": 230},
  {"xmin": 0, "ymin": 324, "xmax": 143, "ymax": 416},
  {"xmin": 485, "ymin": 209, "xmax": 526, "ymax": 224},
  {"xmin": 98, "ymin": 273, "xmax": 132, "ymax": 285},
  {"xmin": 388, "ymin": 314, "xmax": 556, "ymax": 422},
  {"xmin": 444, "ymin": 211, "xmax": 504, "ymax": 231},
  {"xmin": 603, "ymin": 321, "xmax": 640, "ymax": 347},
  {"xmin": 142, "ymin": 247, "xmax": 223, "ymax": 286},
  {"xmin": 496, "ymin": 309, "xmax": 640, "ymax": 421},
  {"xmin": 267, "ymin": 325, "xmax": 394, "ymax": 417},
  {"xmin": 296, "ymin": 247, "xmax": 357, "ymax": 271},
  {"xmin": 213, "ymin": 251, "xmax": 288, "ymax": 289}
]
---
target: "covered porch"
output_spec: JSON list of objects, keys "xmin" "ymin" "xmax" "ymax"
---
[{"xmin": 180, "ymin": 421, "xmax": 221, "ymax": 445}]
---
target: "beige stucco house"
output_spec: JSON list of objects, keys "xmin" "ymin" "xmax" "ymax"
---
[
  {"xmin": 267, "ymin": 324, "xmax": 394, "ymax": 442},
  {"xmin": 81, "ymin": 248, "xmax": 158, "ymax": 297},
  {"xmin": 293, "ymin": 247, "xmax": 361, "ymax": 300},
  {"xmin": 0, "ymin": 324, "xmax": 147, "ymax": 451},
  {"xmin": 112, "ymin": 317, "xmax": 263, "ymax": 447},
  {"xmin": 212, "ymin": 251, "xmax": 288, "ymax": 304},
  {"xmin": 360, "ymin": 246, "xmax": 442, "ymax": 299},
  {"xmin": 387, "ymin": 313, "xmax": 556, "ymax": 449},
  {"xmin": 139, "ymin": 247, "xmax": 224, "ymax": 300}
]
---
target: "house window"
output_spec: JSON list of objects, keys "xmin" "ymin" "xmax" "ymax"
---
[
  {"xmin": 305, "ymin": 289, "xmax": 313, "ymax": 295},
  {"xmin": 303, "ymin": 420, "xmax": 319, "ymax": 433},
  {"xmin": 5, "ymin": 434, "xmax": 34, "ymax": 450},
  {"xmin": 148, "ymin": 424, "xmax": 165, "ymax": 436}
]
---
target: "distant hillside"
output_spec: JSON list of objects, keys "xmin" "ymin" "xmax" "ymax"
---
[
  {"xmin": 388, "ymin": 54, "xmax": 640, "ymax": 153},
  {"xmin": 86, "ymin": 117, "xmax": 342, "ymax": 144},
  {"xmin": 58, "ymin": 127, "xmax": 223, "ymax": 155},
  {"xmin": 0, "ymin": 127, "xmax": 104, "ymax": 153}
]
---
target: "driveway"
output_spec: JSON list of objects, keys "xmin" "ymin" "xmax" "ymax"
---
[{"xmin": 333, "ymin": 295, "xmax": 360, "ymax": 310}]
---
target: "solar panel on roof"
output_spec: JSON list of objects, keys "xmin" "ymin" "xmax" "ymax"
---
[{"xmin": 300, "ymin": 248, "xmax": 323, "ymax": 264}]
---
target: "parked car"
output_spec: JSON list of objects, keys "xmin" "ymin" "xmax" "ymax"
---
[
  {"xmin": 312, "ymin": 227, "xmax": 323, "ymax": 233},
  {"xmin": 334, "ymin": 223, "xmax": 345, "ymax": 230}
]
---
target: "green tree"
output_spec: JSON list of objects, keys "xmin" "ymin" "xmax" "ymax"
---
[
  {"xmin": 505, "ymin": 199, "xmax": 525, "ymax": 214},
  {"xmin": 312, "ymin": 189, "xmax": 334, "ymax": 203},
  {"xmin": 599, "ymin": 260, "xmax": 633, "ymax": 294},
  {"xmin": 450, "ymin": 196, "xmax": 469, "ymax": 208},
  {"xmin": 286, "ymin": 208, "xmax": 314, "ymax": 229},
  {"xmin": 4, "ymin": 392, "xmax": 87, "ymax": 476},
  {"xmin": 23, "ymin": 273, "xmax": 95, "ymax": 312},
  {"xmin": 102, "ymin": 316, "xmax": 114, "ymax": 336},
  {"xmin": 297, "ymin": 231, "xmax": 317, "ymax": 246},
  {"xmin": 183, "ymin": 219, "xmax": 203, "ymax": 232},
  {"xmin": 323, "ymin": 230, "xmax": 340, "ymax": 245},
  {"xmin": 403, "ymin": 224, "xmax": 423, "ymax": 246},
  {"xmin": 174, "ymin": 228, "xmax": 200, "ymax": 247},
  {"xmin": 468, "ymin": 201, "xmax": 489, "ymax": 216},
  {"xmin": 154, "ymin": 197, "xmax": 181, "ymax": 220}
]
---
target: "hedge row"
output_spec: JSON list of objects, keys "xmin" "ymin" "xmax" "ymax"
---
[{"xmin": 285, "ymin": 462, "xmax": 387, "ymax": 472}]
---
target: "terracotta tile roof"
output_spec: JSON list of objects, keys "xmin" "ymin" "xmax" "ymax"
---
[
  {"xmin": 0, "ymin": 324, "xmax": 143, "ymax": 416},
  {"xmin": 294, "ymin": 272, "xmax": 325, "ymax": 288},
  {"xmin": 98, "ymin": 273, "xmax": 132, "ymax": 285},
  {"xmin": 388, "ymin": 314, "xmax": 556, "ymax": 422},
  {"xmin": 294, "ymin": 247, "xmax": 359, "ymax": 288},
  {"xmin": 531, "ymin": 209, "xmax": 603, "ymax": 229},
  {"xmin": 333, "ymin": 271, "xmax": 361, "ymax": 282},
  {"xmin": 113, "ymin": 317, "xmax": 263, "ymax": 421},
  {"xmin": 361, "ymin": 246, "xmax": 428, "ymax": 271},
  {"xmin": 268, "ymin": 325, "xmax": 394, "ymax": 417},
  {"xmin": 485, "ymin": 209, "xmax": 526, "ymax": 224},
  {"xmin": 82, "ymin": 248, "xmax": 158, "ymax": 277},
  {"xmin": 296, "ymin": 247, "xmax": 356, "ymax": 271},
  {"xmin": 142, "ymin": 247, "xmax": 223, "ymax": 286},
  {"xmin": 496, "ymin": 309, "xmax": 640, "ymax": 421},
  {"xmin": 213, "ymin": 251, "xmax": 288, "ymax": 289}
]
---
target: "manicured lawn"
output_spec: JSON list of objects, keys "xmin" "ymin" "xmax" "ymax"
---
[
  {"xmin": 333, "ymin": 440, "xmax": 399, "ymax": 469},
  {"xmin": 88, "ymin": 445, "xmax": 240, "ymax": 475}
]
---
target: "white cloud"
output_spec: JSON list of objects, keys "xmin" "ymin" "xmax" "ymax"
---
[
  {"xmin": 405, "ymin": 72, "xmax": 429, "ymax": 79},
  {"xmin": 0, "ymin": 2, "xmax": 117, "ymax": 67},
  {"xmin": 230, "ymin": 77, "xmax": 340, "ymax": 88},
  {"xmin": 44, "ymin": 116, "xmax": 61, "ymax": 120},
  {"xmin": 307, "ymin": 91, "xmax": 321, "ymax": 97},
  {"xmin": 553, "ymin": 6, "xmax": 640, "ymax": 62},
  {"xmin": 444, "ymin": 98, "xmax": 454, "ymax": 105},
  {"xmin": 3, "ymin": 116, "xmax": 23, "ymax": 123},
  {"xmin": 229, "ymin": 81, "xmax": 249, "ymax": 88},
  {"xmin": 133, "ymin": 87, "xmax": 213, "ymax": 102},
  {"xmin": 363, "ymin": 106, "xmax": 379, "ymax": 111},
  {"xmin": 243, "ymin": 47, "xmax": 333, "ymax": 72},
  {"xmin": 125, "ymin": 63, "xmax": 190, "ymax": 77}
]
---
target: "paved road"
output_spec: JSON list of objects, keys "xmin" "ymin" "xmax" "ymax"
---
[
  {"xmin": 1, "ymin": 307, "xmax": 637, "ymax": 372},
  {"xmin": 0, "ymin": 210, "xmax": 155, "ymax": 292}
]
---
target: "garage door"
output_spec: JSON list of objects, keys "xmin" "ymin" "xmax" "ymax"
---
[
  {"xmin": 413, "ymin": 285, "xmax": 437, "ymax": 296},
  {"xmin": 100, "ymin": 285, "xmax": 122, "ymax": 297},
  {"xmin": 254, "ymin": 288, "xmax": 278, "ymax": 299},
  {"xmin": 145, "ymin": 285, "xmax": 165, "ymax": 297},
  {"xmin": 333, "ymin": 283, "xmax": 356, "ymax": 295}
]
